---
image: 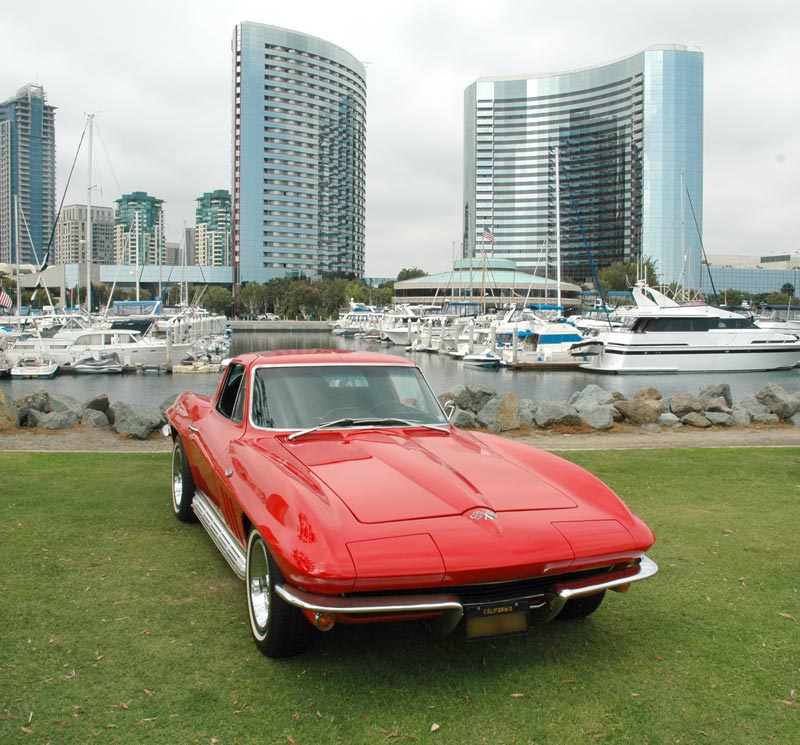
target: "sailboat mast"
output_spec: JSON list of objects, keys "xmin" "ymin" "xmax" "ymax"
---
[
  {"xmin": 86, "ymin": 114, "xmax": 94, "ymax": 314},
  {"xmin": 13, "ymin": 196, "xmax": 21, "ymax": 311}
]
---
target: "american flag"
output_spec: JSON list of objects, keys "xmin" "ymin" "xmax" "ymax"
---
[
  {"xmin": 0, "ymin": 286, "xmax": 13, "ymax": 309},
  {"xmin": 482, "ymin": 226, "xmax": 496, "ymax": 244}
]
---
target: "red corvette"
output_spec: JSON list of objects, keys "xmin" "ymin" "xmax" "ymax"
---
[{"xmin": 166, "ymin": 349, "xmax": 657, "ymax": 657}]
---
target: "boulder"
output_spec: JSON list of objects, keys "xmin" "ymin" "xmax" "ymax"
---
[
  {"xmin": 84, "ymin": 393, "xmax": 111, "ymax": 413},
  {"xmin": 681, "ymin": 412, "xmax": 712, "ymax": 428},
  {"xmin": 533, "ymin": 401, "xmax": 580, "ymax": 428},
  {"xmin": 698, "ymin": 383, "xmax": 733, "ymax": 408},
  {"xmin": 633, "ymin": 387, "xmax": 663, "ymax": 401},
  {"xmin": 738, "ymin": 395, "xmax": 771, "ymax": 419},
  {"xmin": 581, "ymin": 405, "xmax": 614, "ymax": 431},
  {"xmin": 159, "ymin": 393, "xmax": 179, "ymax": 414},
  {"xmin": 658, "ymin": 412, "xmax": 681, "ymax": 428},
  {"xmin": 0, "ymin": 389, "xmax": 20, "ymax": 430},
  {"xmin": 704, "ymin": 396, "xmax": 733, "ymax": 415},
  {"xmin": 569, "ymin": 384, "xmax": 614, "ymax": 414},
  {"xmin": 49, "ymin": 391, "xmax": 83, "ymax": 416},
  {"xmin": 731, "ymin": 407, "xmax": 752, "ymax": 427},
  {"xmin": 81, "ymin": 409, "xmax": 111, "ymax": 428},
  {"xmin": 518, "ymin": 398, "xmax": 537, "ymax": 426},
  {"xmin": 614, "ymin": 397, "xmax": 663, "ymax": 425},
  {"xmin": 755, "ymin": 382, "xmax": 800, "ymax": 419},
  {"xmin": 669, "ymin": 392, "xmax": 703, "ymax": 418},
  {"xmin": 477, "ymin": 393, "xmax": 520, "ymax": 432},
  {"xmin": 28, "ymin": 410, "xmax": 80, "ymax": 430},
  {"xmin": 751, "ymin": 412, "xmax": 781, "ymax": 425},
  {"xmin": 111, "ymin": 402, "xmax": 166, "ymax": 440},
  {"xmin": 705, "ymin": 411, "xmax": 734, "ymax": 427},
  {"xmin": 453, "ymin": 384, "xmax": 497, "ymax": 414},
  {"xmin": 14, "ymin": 390, "xmax": 51, "ymax": 424},
  {"xmin": 450, "ymin": 407, "xmax": 477, "ymax": 429}
]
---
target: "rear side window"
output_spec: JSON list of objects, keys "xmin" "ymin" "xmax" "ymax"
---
[{"xmin": 216, "ymin": 363, "xmax": 246, "ymax": 423}]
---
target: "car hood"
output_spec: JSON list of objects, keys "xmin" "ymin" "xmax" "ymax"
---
[{"xmin": 278, "ymin": 429, "xmax": 577, "ymax": 524}]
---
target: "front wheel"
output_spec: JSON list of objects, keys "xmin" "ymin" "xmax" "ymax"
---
[
  {"xmin": 557, "ymin": 590, "xmax": 606, "ymax": 620},
  {"xmin": 246, "ymin": 529, "xmax": 314, "ymax": 657},
  {"xmin": 171, "ymin": 438, "xmax": 197, "ymax": 523}
]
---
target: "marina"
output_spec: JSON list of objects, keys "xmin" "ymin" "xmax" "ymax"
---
[{"xmin": 2, "ymin": 327, "xmax": 798, "ymax": 410}]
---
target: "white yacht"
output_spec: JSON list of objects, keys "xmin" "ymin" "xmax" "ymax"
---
[{"xmin": 570, "ymin": 282, "xmax": 800, "ymax": 373}]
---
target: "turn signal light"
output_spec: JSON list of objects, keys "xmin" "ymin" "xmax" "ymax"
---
[{"xmin": 314, "ymin": 612, "xmax": 336, "ymax": 631}]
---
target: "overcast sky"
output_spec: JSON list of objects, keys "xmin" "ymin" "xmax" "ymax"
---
[{"xmin": 2, "ymin": 0, "xmax": 798, "ymax": 278}]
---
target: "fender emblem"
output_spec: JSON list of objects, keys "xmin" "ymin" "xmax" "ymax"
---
[{"xmin": 469, "ymin": 508, "xmax": 498, "ymax": 521}]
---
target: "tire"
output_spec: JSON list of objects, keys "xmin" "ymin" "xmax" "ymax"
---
[
  {"xmin": 557, "ymin": 590, "xmax": 606, "ymax": 620},
  {"xmin": 246, "ymin": 529, "xmax": 314, "ymax": 658},
  {"xmin": 171, "ymin": 437, "xmax": 197, "ymax": 523}
]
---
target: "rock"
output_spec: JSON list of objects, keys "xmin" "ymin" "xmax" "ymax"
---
[
  {"xmin": 658, "ymin": 412, "xmax": 681, "ymax": 428},
  {"xmin": 14, "ymin": 390, "xmax": 51, "ymax": 424},
  {"xmin": 49, "ymin": 391, "xmax": 83, "ymax": 416},
  {"xmin": 0, "ymin": 389, "xmax": 20, "ymax": 430},
  {"xmin": 477, "ymin": 393, "xmax": 520, "ymax": 432},
  {"xmin": 704, "ymin": 396, "xmax": 733, "ymax": 415},
  {"xmin": 455, "ymin": 384, "xmax": 497, "ymax": 414},
  {"xmin": 704, "ymin": 411, "xmax": 734, "ymax": 427},
  {"xmin": 731, "ymin": 407, "xmax": 752, "ymax": 427},
  {"xmin": 85, "ymin": 394, "xmax": 111, "ymax": 413},
  {"xmin": 681, "ymin": 412, "xmax": 712, "ymax": 428},
  {"xmin": 614, "ymin": 397, "xmax": 663, "ymax": 425},
  {"xmin": 669, "ymin": 392, "xmax": 703, "ymax": 418},
  {"xmin": 450, "ymin": 407, "xmax": 477, "ymax": 428},
  {"xmin": 755, "ymin": 382, "xmax": 800, "ymax": 419},
  {"xmin": 789, "ymin": 412, "xmax": 800, "ymax": 427},
  {"xmin": 111, "ymin": 402, "xmax": 166, "ymax": 440},
  {"xmin": 533, "ymin": 401, "xmax": 580, "ymax": 428},
  {"xmin": 29, "ymin": 410, "xmax": 80, "ymax": 430},
  {"xmin": 751, "ymin": 412, "xmax": 781, "ymax": 425},
  {"xmin": 518, "ymin": 398, "xmax": 536, "ymax": 426},
  {"xmin": 581, "ymin": 405, "xmax": 614, "ymax": 431},
  {"xmin": 738, "ymin": 395, "xmax": 771, "ymax": 419},
  {"xmin": 81, "ymin": 409, "xmax": 111, "ymax": 428},
  {"xmin": 633, "ymin": 387, "xmax": 662, "ymax": 401},
  {"xmin": 569, "ymin": 384, "xmax": 614, "ymax": 414},
  {"xmin": 698, "ymin": 383, "xmax": 733, "ymax": 408}
]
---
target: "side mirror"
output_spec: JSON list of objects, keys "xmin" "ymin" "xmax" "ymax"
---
[{"xmin": 443, "ymin": 399, "xmax": 456, "ymax": 421}]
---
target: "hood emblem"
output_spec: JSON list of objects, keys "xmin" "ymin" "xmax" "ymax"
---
[{"xmin": 469, "ymin": 508, "xmax": 498, "ymax": 521}]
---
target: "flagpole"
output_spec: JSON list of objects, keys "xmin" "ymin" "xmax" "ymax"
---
[{"xmin": 86, "ymin": 113, "xmax": 94, "ymax": 315}]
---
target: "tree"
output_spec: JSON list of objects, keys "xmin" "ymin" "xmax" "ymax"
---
[
  {"xmin": 397, "ymin": 268, "xmax": 427, "ymax": 282},
  {"xmin": 780, "ymin": 283, "xmax": 795, "ymax": 298},
  {"xmin": 203, "ymin": 285, "xmax": 234, "ymax": 316},
  {"xmin": 285, "ymin": 281, "xmax": 321, "ymax": 319},
  {"xmin": 238, "ymin": 282, "xmax": 267, "ymax": 316},
  {"xmin": 596, "ymin": 258, "xmax": 658, "ymax": 296}
]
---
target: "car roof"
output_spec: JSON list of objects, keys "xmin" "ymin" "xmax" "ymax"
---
[{"xmin": 233, "ymin": 349, "xmax": 418, "ymax": 368}]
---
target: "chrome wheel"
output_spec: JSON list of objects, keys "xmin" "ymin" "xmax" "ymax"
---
[
  {"xmin": 171, "ymin": 438, "xmax": 197, "ymax": 523},
  {"xmin": 247, "ymin": 532, "xmax": 271, "ymax": 637}
]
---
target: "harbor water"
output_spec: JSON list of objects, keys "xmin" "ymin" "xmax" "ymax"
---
[{"xmin": 3, "ymin": 329, "xmax": 800, "ymax": 409}]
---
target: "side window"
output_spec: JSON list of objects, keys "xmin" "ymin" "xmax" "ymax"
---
[{"xmin": 216, "ymin": 363, "xmax": 246, "ymax": 423}]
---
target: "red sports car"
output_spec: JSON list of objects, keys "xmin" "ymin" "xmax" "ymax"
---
[{"xmin": 166, "ymin": 349, "xmax": 657, "ymax": 657}]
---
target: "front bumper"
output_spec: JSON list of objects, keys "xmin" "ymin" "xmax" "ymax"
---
[{"xmin": 275, "ymin": 554, "xmax": 658, "ymax": 623}]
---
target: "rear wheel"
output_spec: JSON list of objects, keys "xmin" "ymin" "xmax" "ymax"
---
[
  {"xmin": 246, "ymin": 529, "xmax": 314, "ymax": 657},
  {"xmin": 557, "ymin": 591, "xmax": 606, "ymax": 620},
  {"xmin": 171, "ymin": 438, "xmax": 197, "ymax": 523}
]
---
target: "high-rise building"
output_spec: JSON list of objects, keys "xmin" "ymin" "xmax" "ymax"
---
[
  {"xmin": 113, "ymin": 191, "xmax": 166, "ymax": 266},
  {"xmin": 54, "ymin": 204, "xmax": 116, "ymax": 265},
  {"xmin": 0, "ymin": 84, "xmax": 57, "ymax": 266},
  {"xmin": 195, "ymin": 190, "xmax": 231, "ymax": 266},
  {"xmin": 232, "ymin": 23, "xmax": 366, "ymax": 284},
  {"xmin": 463, "ymin": 45, "xmax": 703, "ymax": 288}
]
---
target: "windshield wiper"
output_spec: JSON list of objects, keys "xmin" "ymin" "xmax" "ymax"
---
[{"xmin": 287, "ymin": 417, "xmax": 448, "ymax": 442}]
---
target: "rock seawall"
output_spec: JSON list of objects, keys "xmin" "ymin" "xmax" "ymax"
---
[{"xmin": 1, "ymin": 380, "xmax": 798, "ymax": 442}]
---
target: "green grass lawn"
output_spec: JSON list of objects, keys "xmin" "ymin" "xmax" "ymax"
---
[{"xmin": 1, "ymin": 448, "xmax": 797, "ymax": 744}]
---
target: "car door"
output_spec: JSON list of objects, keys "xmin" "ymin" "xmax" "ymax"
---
[{"xmin": 189, "ymin": 362, "xmax": 248, "ymax": 542}]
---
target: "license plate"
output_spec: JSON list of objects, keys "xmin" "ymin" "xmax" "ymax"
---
[{"xmin": 465, "ymin": 601, "xmax": 529, "ymax": 640}]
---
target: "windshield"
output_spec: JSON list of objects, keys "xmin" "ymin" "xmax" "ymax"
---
[{"xmin": 250, "ymin": 364, "xmax": 449, "ymax": 430}]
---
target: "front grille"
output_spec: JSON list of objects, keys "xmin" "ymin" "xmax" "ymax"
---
[{"xmin": 346, "ymin": 565, "xmax": 620, "ymax": 607}]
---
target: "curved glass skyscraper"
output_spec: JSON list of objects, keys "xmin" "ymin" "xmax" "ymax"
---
[
  {"xmin": 464, "ymin": 45, "xmax": 703, "ymax": 288},
  {"xmin": 232, "ymin": 23, "xmax": 366, "ymax": 284}
]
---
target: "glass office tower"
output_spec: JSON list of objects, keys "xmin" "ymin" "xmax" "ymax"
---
[
  {"xmin": 464, "ymin": 45, "xmax": 703, "ymax": 288},
  {"xmin": 0, "ymin": 84, "xmax": 56, "ymax": 266},
  {"xmin": 232, "ymin": 23, "xmax": 366, "ymax": 284}
]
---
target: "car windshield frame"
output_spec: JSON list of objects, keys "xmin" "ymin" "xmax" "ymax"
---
[{"xmin": 248, "ymin": 362, "xmax": 449, "ymax": 432}]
